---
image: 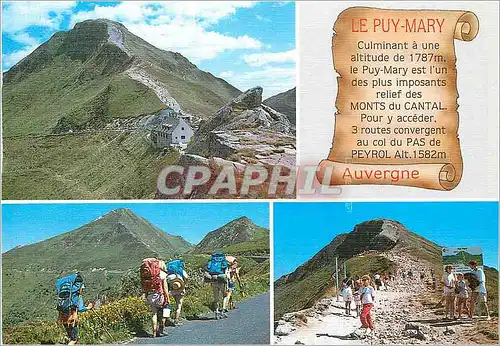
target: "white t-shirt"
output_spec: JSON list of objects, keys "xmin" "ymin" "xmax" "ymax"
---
[
  {"xmin": 341, "ymin": 286, "xmax": 353, "ymax": 298},
  {"xmin": 442, "ymin": 272, "xmax": 455, "ymax": 294},
  {"xmin": 360, "ymin": 286, "xmax": 375, "ymax": 304},
  {"xmin": 374, "ymin": 274, "xmax": 381, "ymax": 280},
  {"xmin": 473, "ymin": 268, "xmax": 487, "ymax": 294}
]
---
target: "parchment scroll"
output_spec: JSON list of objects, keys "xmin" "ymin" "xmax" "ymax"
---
[{"xmin": 317, "ymin": 7, "xmax": 479, "ymax": 190}]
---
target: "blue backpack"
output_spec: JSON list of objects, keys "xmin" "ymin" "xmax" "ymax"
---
[
  {"xmin": 207, "ymin": 252, "xmax": 228, "ymax": 275},
  {"xmin": 56, "ymin": 273, "xmax": 84, "ymax": 313},
  {"xmin": 167, "ymin": 259, "xmax": 185, "ymax": 277}
]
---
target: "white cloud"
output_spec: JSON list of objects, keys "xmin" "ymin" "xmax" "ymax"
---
[
  {"xmin": 2, "ymin": 1, "xmax": 76, "ymax": 33},
  {"xmin": 68, "ymin": 2, "xmax": 262, "ymax": 62},
  {"xmin": 127, "ymin": 20, "xmax": 262, "ymax": 62},
  {"xmin": 2, "ymin": 44, "xmax": 38, "ymax": 69},
  {"xmin": 243, "ymin": 49, "xmax": 295, "ymax": 67},
  {"xmin": 69, "ymin": 1, "xmax": 256, "ymax": 27},
  {"xmin": 255, "ymin": 14, "xmax": 271, "ymax": 22},
  {"xmin": 10, "ymin": 32, "xmax": 40, "ymax": 46},
  {"xmin": 219, "ymin": 71, "xmax": 234, "ymax": 78},
  {"xmin": 221, "ymin": 66, "xmax": 295, "ymax": 99}
]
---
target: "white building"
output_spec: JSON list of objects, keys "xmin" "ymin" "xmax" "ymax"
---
[{"xmin": 151, "ymin": 116, "xmax": 194, "ymax": 148}]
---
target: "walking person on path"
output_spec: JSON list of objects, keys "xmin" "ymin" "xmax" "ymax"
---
[
  {"xmin": 442, "ymin": 265, "xmax": 456, "ymax": 320},
  {"xmin": 205, "ymin": 252, "xmax": 230, "ymax": 319},
  {"xmin": 358, "ymin": 275, "xmax": 375, "ymax": 337},
  {"xmin": 56, "ymin": 274, "xmax": 93, "ymax": 345},
  {"xmin": 468, "ymin": 261, "xmax": 491, "ymax": 320},
  {"xmin": 341, "ymin": 281, "xmax": 353, "ymax": 316},
  {"xmin": 166, "ymin": 259, "xmax": 189, "ymax": 326},
  {"xmin": 353, "ymin": 279, "xmax": 362, "ymax": 317},
  {"xmin": 374, "ymin": 273, "xmax": 382, "ymax": 291},
  {"xmin": 456, "ymin": 273, "xmax": 469, "ymax": 319},
  {"xmin": 140, "ymin": 259, "xmax": 170, "ymax": 337}
]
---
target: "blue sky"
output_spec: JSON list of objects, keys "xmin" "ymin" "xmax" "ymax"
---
[
  {"xmin": 1, "ymin": 1, "xmax": 295, "ymax": 98},
  {"xmin": 1, "ymin": 202, "xmax": 269, "ymax": 252},
  {"xmin": 274, "ymin": 202, "xmax": 499, "ymax": 279}
]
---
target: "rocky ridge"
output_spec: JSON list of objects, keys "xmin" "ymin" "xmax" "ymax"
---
[{"xmin": 186, "ymin": 86, "xmax": 296, "ymax": 169}]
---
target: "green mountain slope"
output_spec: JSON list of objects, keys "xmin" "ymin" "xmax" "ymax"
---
[
  {"xmin": 274, "ymin": 219, "xmax": 498, "ymax": 320},
  {"xmin": 193, "ymin": 216, "xmax": 270, "ymax": 255},
  {"xmin": 263, "ymin": 87, "xmax": 296, "ymax": 125},
  {"xmin": 3, "ymin": 19, "xmax": 240, "ymax": 136},
  {"xmin": 2, "ymin": 208, "xmax": 192, "ymax": 325}
]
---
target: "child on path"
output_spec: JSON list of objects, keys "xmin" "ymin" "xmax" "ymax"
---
[
  {"xmin": 353, "ymin": 279, "xmax": 362, "ymax": 317},
  {"xmin": 341, "ymin": 282, "xmax": 353, "ymax": 316},
  {"xmin": 456, "ymin": 273, "xmax": 469, "ymax": 319},
  {"xmin": 374, "ymin": 273, "xmax": 382, "ymax": 290},
  {"xmin": 359, "ymin": 275, "xmax": 375, "ymax": 337}
]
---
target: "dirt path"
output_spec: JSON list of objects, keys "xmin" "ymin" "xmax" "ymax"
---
[{"xmin": 275, "ymin": 252, "xmax": 498, "ymax": 345}]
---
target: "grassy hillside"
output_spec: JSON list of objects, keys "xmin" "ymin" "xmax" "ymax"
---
[
  {"xmin": 2, "ymin": 208, "xmax": 193, "ymax": 325},
  {"xmin": 263, "ymin": 87, "xmax": 296, "ymax": 124},
  {"xmin": 2, "ymin": 210, "xmax": 270, "ymax": 329},
  {"xmin": 193, "ymin": 217, "xmax": 270, "ymax": 254},
  {"xmin": 2, "ymin": 18, "xmax": 242, "ymax": 200},
  {"xmin": 3, "ymin": 254, "xmax": 270, "ymax": 344},
  {"xmin": 2, "ymin": 131, "xmax": 179, "ymax": 199},
  {"xmin": 3, "ymin": 19, "xmax": 239, "ymax": 136}
]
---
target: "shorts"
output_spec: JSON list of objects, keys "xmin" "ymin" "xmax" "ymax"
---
[
  {"xmin": 228, "ymin": 280, "xmax": 235, "ymax": 292},
  {"xmin": 375, "ymin": 279, "xmax": 382, "ymax": 286},
  {"xmin": 342, "ymin": 294, "xmax": 353, "ymax": 302},
  {"xmin": 146, "ymin": 292, "xmax": 165, "ymax": 310}
]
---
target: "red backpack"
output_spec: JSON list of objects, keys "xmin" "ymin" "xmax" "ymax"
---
[{"xmin": 140, "ymin": 258, "xmax": 163, "ymax": 293}]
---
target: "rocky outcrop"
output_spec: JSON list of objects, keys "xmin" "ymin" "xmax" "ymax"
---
[{"xmin": 187, "ymin": 87, "xmax": 295, "ymax": 168}]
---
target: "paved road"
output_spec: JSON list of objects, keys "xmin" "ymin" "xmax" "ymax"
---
[{"xmin": 133, "ymin": 292, "xmax": 270, "ymax": 344}]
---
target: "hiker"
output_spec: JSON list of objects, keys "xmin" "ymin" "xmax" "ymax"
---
[
  {"xmin": 382, "ymin": 274, "xmax": 390, "ymax": 289},
  {"xmin": 56, "ymin": 273, "xmax": 93, "ymax": 345},
  {"xmin": 353, "ymin": 279, "xmax": 362, "ymax": 317},
  {"xmin": 456, "ymin": 273, "xmax": 469, "ymax": 319},
  {"xmin": 341, "ymin": 281, "xmax": 353, "ymax": 316},
  {"xmin": 225, "ymin": 255, "xmax": 243, "ymax": 310},
  {"xmin": 166, "ymin": 259, "xmax": 189, "ymax": 326},
  {"xmin": 468, "ymin": 261, "xmax": 491, "ymax": 320},
  {"xmin": 205, "ymin": 252, "xmax": 230, "ymax": 319},
  {"xmin": 358, "ymin": 275, "xmax": 375, "ymax": 337},
  {"xmin": 442, "ymin": 265, "xmax": 456, "ymax": 320},
  {"xmin": 420, "ymin": 271, "xmax": 425, "ymax": 281},
  {"xmin": 407, "ymin": 270, "xmax": 413, "ymax": 281},
  {"xmin": 140, "ymin": 258, "xmax": 170, "ymax": 337},
  {"xmin": 374, "ymin": 272, "xmax": 382, "ymax": 290}
]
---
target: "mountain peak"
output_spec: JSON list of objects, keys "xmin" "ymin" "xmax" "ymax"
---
[
  {"xmin": 231, "ymin": 86, "xmax": 263, "ymax": 110},
  {"xmin": 193, "ymin": 216, "xmax": 268, "ymax": 254}
]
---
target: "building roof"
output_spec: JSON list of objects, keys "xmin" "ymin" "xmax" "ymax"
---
[{"xmin": 153, "ymin": 116, "xmax": 191, "ymax": 135}]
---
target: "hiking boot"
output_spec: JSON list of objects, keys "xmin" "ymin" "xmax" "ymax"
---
[{"xmin": 173, "ymin": 320, "xmax": 183, "ymax": 326}]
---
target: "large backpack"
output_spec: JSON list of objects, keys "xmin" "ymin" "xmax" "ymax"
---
[
  {"xmin": 167, "ymin": 259, "xmax": 185, "ymax": 278},
  {"xmin": 207, "ymin": 252, "xmax": 228, "ymax": 275},
  {"xmin": 56, "ymin": 273, "xmax": 84, "ymax": 313},
  {"xmin": 140, "ymin": 258, "xmax": 163, "ymax": 293}
]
